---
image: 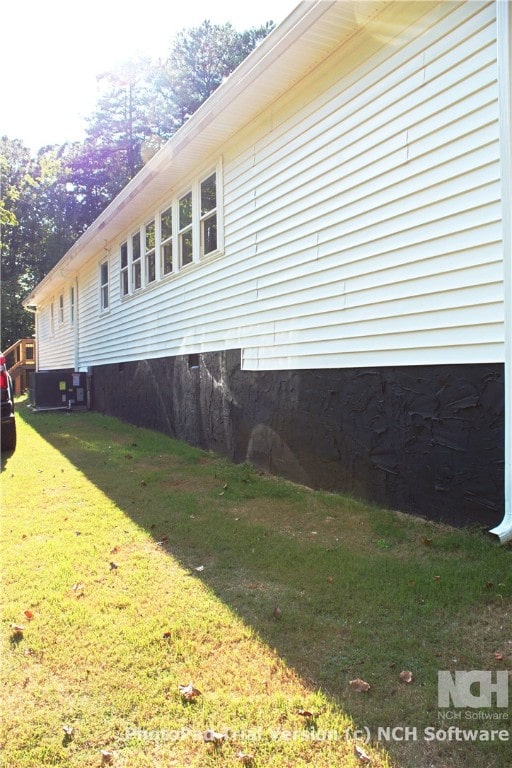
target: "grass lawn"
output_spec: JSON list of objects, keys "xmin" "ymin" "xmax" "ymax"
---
[{"xmin": 1, "ymin": 399, "xmax": 511, "ymax": 767}]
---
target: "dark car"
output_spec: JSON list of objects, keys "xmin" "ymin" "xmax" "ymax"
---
[{"xmin": 1, "ymin": 353, "xmax": 16, "ymax": 451}]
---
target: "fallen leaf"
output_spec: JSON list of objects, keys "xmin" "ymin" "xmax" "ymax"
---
[
  {"xmin": 349, "ymin": 678, "xmax": 371, "ymax": 692},
  {"xmin": 236, "ymin": 750, "xmax": 255, "ymax": 764},
  {"xmin": 433, "ymin": 575, "xmax": 441, "ymax": 581},
  {"xmin": 100, "ymin": 750, "xmax": 114, "ymax": 764},
  {"xmin": 24, "ymin": 610, "xmax": 34, "ymax": 621},
  {"xmin": 399, "ymin": 670, "xmax": 413, "ymax": 683},
  {"xmin": 354, "ymin": 743, "xmax": 371, "ymax": 763},
  {"xmin": 11, "ymin": 624, "xmax": 24, "ymax": 633},
  {"xmin": 273, "ymin": 606, "xmax": 282, "ymax": 620},
  {"xmin": 203, "ymin": 729, "xmax": 226, "ymax": 744},
  {"xmin": 494, "ymin": 652, "xmax": 505, "ymax": 661},
  {"xmin": 109, "ymin": 562, "xmax": 119, "ymax": 571},
  {"xmin": 162, "ymin": 631, "xmax": 172, "ymax": 639},
  {"xmin": 298, "ymin": 708, "xmax": 315, "ymax": 718},
  {"xmin": 179, "ymin": 683, "xmax": 201, "ymax": 700},
  {"xmin": 110, "ymin": 546, "xmax": 120, "ymax": 554},
  {"xmin": 422, "ymin": 537, "xmax": 433, "ymax": 546},
  {"xmin": 62, "ymin": 725, "xmax": 74, "ymax": 736},
  {"xmin": 195, "ymin": 565, "xmax": 205, "ymax": 572}
]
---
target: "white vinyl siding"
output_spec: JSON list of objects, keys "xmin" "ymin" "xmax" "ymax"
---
[
  {"xmin": 39, "ymin": 2, "xmax": 504, "ymax": 375},
  {"xmin": 37, "ymin": 293, "xmax": 76, "ymax": 370},
  {"xmin": 231, "ymin": 0, "xmax": 503, "ymax": 369}
]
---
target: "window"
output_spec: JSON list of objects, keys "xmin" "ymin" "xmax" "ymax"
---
[
  {"xmin": 179, "ymin": 191, "xmax": 193, "ymax": 267},
  {"xmin": 132, "ymin": 231, "xmax": 142, "ymax": 290},
  {"xmin": 58, "ymin": 294, "xmax": 64, "ymax": 323},
  {"xmin": 100, "ymin": 261, "xmax": 109, "ymax": 310},
  {"xmin": 200, "ymin": 172, "xmax": 217, "ymax": 256},
  {"xmin": 160, "ymin": 206, "xmax": 173, "ymax": 275},
  {"xmin": 120, "ymin": 242, "xmax": 129, "ymax": 296},
  {"xmin": 145, "ymin": 220, "xmax": 156, "ymax": 284},
  {"xmin": 70, "ymin": 286, "xmax": 75, "ymax": 323},
  {"xmin": 116, "ymin": 160, "xmax": 222, "ymax": 293}
]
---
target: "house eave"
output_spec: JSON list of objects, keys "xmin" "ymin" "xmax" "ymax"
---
[{"xmin": 22, "ymin": 0, "xmax": 427, "ymax": 308}]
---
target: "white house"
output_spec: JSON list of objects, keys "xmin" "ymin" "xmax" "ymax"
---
[{"xmin": 24, "ymin": 0, "xmax": 512, "ymax": 541}]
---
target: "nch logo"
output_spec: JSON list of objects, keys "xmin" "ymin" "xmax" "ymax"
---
[{"xmin": 438, "ymin": 671, "xmax": 509, "ymax": 708}]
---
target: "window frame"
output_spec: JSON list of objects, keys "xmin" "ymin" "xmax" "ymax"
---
[
  {"xmin": 100, "ymin": 259, "xmax": 109, "ymax": 311},
  {"xmin": 145, "ymin": 218, "xmax": 156, "ymax": 285},
  {"xmin": 178, "ymin": 190, "xmax": 193, "ymax": 268},
  {"xmin": 120, "ymin": 241, "xmax": 129, "ymax": 297},
  {"xmin": 200, "ymin": 171, "xmax": 218, "ymax": 258},
  {"xmin": 117, "ymin": 158, "xmax": 223, "ymax": 296},
  {"xmin": 160, "ymin": 204, "xmax": 174, "ymax": 277},
  {"xmin": 131, "ymin": 229, "xmax": 142, "ymax": 291}
]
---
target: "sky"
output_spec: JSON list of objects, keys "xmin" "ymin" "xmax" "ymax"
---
[{"xmin": 2, "ymin": 0, "xmax": 299, "ymax": 152}]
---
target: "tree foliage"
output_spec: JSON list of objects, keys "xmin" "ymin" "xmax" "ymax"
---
[
  {"xmin": 155, "ymin": 20, "xmax": 274, "ymax": 129},
  {"xmin": 0, "ymin": 19, "xmax": 274, "ymax": 350}
]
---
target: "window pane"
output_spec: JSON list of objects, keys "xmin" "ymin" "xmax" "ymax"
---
[
  {"xmin": 161, "ymin": 207, "xmax": 172, "ymax": 241},
  {"xmin": 121, "ymin": 242, "xmax": 128, "ymax": 268},
  {"xmin": 145, "ymin": 220, "xmax": 155, "ymax": 252},
  {"xmin": 147, "ymin": 252, "xmax": 156, "ymax": 283},
  {"xmin": 179, "ymin": 192, "xmax": 192, "ymax": 229},
  {"xmin": 121, "ymin": 270, "xmax": 129, "ymax": 295},
  {"xmin": 132, "ymin": 232, "xmax": 141, "ymax": 261},
  {"xmin": 201, "ymin": 173, "xmax": 216, "ymax": 215},
  {"xmin": 180, "ymin": 230, "xmax": 193, "ymax": 265},
  {"xmin": 133, "ymin": 261, "xmax": 141, "ymax": 290},
  {"xmin": 162, "ymin": 242, "xmax": 173, "ymax": 274},
  {"xmin": 202, "ymin": 213, "xmax": 217, "ymax": 255},
  {"xmin": 101, "ymin": 263, "xmax": 108, "ymax": 284}
]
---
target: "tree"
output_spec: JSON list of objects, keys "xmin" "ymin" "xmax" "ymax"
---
[
  {"xmin": 1, "ymin": 137, "xmax": 40, "ymax": 347},
  {"xmin": 0, "ymin": 139, "xmax": 87, "ymax": 348},
  {"xmin": 154, "ymin": 20, "xmax": 275, "ymax": 132},
  {"xmin": 1, "ymin": 19, "xmax": 276, "ymax": 349}
]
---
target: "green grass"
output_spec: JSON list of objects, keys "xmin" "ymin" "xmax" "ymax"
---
[{"xmin": 1, "ymin": 400, "xmax": 511, "ymax": 767}]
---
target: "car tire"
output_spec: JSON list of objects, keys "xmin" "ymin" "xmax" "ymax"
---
[{"xmin": 1, "ymin": 419, "xmax": 17, "ymax": 452}]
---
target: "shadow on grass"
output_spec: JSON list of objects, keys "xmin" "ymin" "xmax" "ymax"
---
[{"xmin": 15, "ymin": 404, "xmax": 512, "ymax": 768}]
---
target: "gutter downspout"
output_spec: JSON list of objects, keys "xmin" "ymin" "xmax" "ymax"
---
[{"xmin": 490, "ymin": 0, "xmax": 512, "ymax": 544}]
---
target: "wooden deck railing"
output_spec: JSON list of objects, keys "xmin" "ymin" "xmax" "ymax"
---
[{"xmin": 3, "ymin": 338, "xmax": 36, "ymax": 395}]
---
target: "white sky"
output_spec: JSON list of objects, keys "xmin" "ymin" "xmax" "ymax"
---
[{"xmin": 2, "ymin": 0, "xmax": 299, "ymax": 152}]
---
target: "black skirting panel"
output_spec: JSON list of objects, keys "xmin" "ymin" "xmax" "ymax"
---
[{"xmin": 92, "ymin": 351, "xmax": 504, "ymax": 528}]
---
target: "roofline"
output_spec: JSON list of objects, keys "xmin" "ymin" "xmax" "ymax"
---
[{"xmin": 23, "ymin": 0, "xmax": 391, "ymax": 308}]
